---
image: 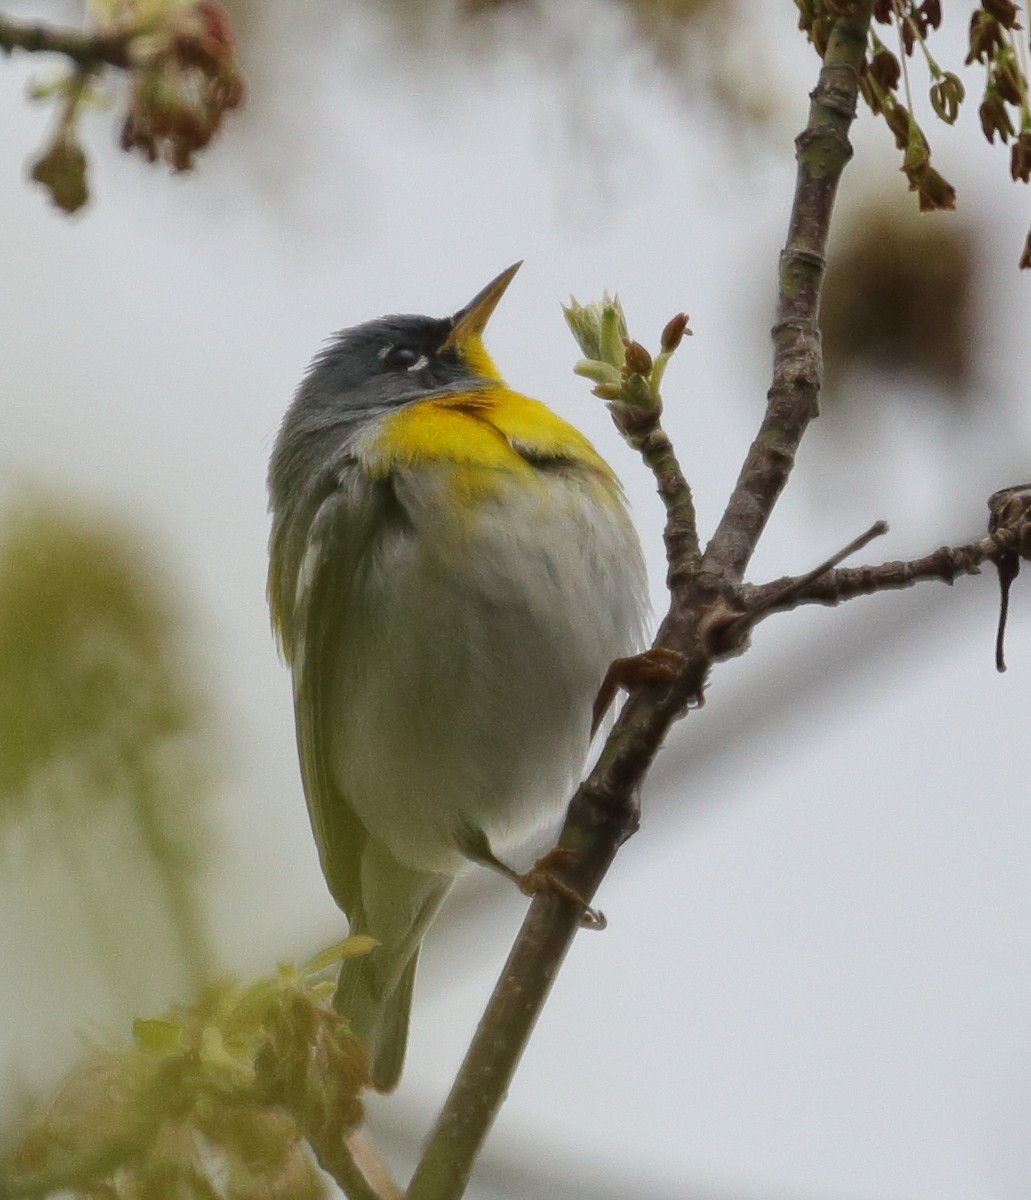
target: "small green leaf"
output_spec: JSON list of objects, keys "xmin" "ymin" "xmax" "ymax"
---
[
  {"xmin": 303, "ymin": 935, "xmax": 378, "ymax": 978},
  {"xmin": 599, "ymin": 299, "xmax": 628, "ymax": 368},
  {"xmin": 133, "ymin": 1017, "xmax": 184, "ymax": 1057},
  {"xmin": 572, "ymin": 360, "xmax": 622, "ymax": 388}
]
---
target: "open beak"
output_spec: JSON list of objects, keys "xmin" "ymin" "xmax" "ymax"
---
[{"xmin": 440, "ymin": 261, "xmax": 522, "ymax": 351}]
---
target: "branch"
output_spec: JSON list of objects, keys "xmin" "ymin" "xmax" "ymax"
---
[
  {"xmin": 0, "ymin": 13, "xmax": 133, "ymax": 69},
  {"xmin": 405, "ymin": 10, "xmax": 877, "ymax": 1199},
  {"xmin": 614, "ymin": 400, "xmax": 700, "ymax": 587},
  {"xmin": 703, "ymin": 6, "xmax": 875, "ymax": 582},
  {"xmin": 737, "ymin": 534, "xmax": 999, "ymax": 620},
  {"xmin": 304, "ymin": 1130, "xmax": 385, "ymax": 1200}
]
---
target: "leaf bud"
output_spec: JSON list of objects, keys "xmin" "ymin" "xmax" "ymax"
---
[{"xmin": 980, "ymin": 91, "xmax": 1015, "ymax": 143}]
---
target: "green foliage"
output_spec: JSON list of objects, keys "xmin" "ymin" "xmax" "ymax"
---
[
  {"xmin": 0, "ymin": 497, "xmax": 215, "ymax": 986},
  {"xmin": 0, "ymin": 501, "xmax": 197, "ymax": 810},
  {"xmin": 1, "ymin": 940, "xmax": 373, "ymax": 1200}
]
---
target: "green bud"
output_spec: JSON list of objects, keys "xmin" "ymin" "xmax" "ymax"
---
[
  {"xmin": 599, "ymin": 296, "xmax": 629, "ymax": 367},
  {"xmin": 993, "ymin": 50, "xmax": 1026, "ymax": 106},
  {"xmin": 562, "ymin": 292, "xmax": 627, "ymax": 366},
  {"xmin": 562, "ymin": 298, "xmax": 602, "ymax": 361},
  {"xmin": 903, "ymin": 125, "xmax": 930, "ymax": 174},
  {"xmin": 883, "ymin": 100, "xmax": 913, "ymax": 150}
]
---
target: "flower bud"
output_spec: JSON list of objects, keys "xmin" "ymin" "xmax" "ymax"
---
[
  {"xmin": 30, "ymin": 133, "xmax": 88, "ymax": 213},
  {"xmin": 622, "ymin": 339, "xmax": 653, "ymax": 377},
  {"xmin": 929, "ymin": 72, "xmax": 964, "ymax": 124},
  {"xmin": 1011, "ymin": 131, "xmax": 1031, "ymax": 182},
  {"xmin": 966, "ymin": 12, "xmax": 1006, "ymax": 64},
  {"xmin": 660, "ymin": 312, "xmax": 690, "ymax": 353},
  {"xmin": 980, "ymin": 91, "xmax": 1015, "ymax": 143},
  {"xmin": 983, "ymin": 0, "xmax": 1020, "ymax": 29},
  {"xmin": 869, "ymin": 46, "xmax": 901, "ymax": 93}
]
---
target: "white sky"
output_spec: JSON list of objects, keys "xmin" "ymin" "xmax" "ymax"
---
[{"xmin": 3, "ymin": 3, "xmax": 1031, "ymax": 1198}]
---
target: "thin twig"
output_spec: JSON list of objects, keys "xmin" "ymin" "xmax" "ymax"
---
[
  {"xmin": 305, "ymin": 1127, "xmax": 385, "ymax": 1200},
  {"xmin": 722, "ymin": 519, "xmax": 889, "ymax": 641},
  {"xmin": 346, "ymin": 1129, "xmax": 404, "ymax": 1200},
  {"xmin": 737, "ymin": 534, "xmax": 999, "ymax": 619},
  {"xmin": 0, "ymin": 13, "xmax": 133, "ymax": 69},
  {"xmin": 614, "ymin": 407, "xmax": 701, "ymax": 583}
]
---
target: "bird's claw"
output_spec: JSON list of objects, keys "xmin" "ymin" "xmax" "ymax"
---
[
  {"xmin": 515, "ymin": 848, "xmax": 607, "ymax": 931},
  {"xmin": 591, "ymin": 647, "xmax": 684, "ymax": 736}
]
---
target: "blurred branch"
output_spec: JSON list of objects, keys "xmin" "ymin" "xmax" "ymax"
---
[
  {"xmin": 405, "ymin": 11, "xmax": 877, "ymax": 1199},
  {"xmin": 1, "ymin": 2, "xmax": 243, "ymax": 212},
  {"xmin": 0, "ymin": 13, "xmax": 132, "ymax": 67}
]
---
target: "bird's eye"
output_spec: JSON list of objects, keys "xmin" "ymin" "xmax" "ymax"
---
[{"xmin": 382, "ymin": 344, "xmax": 424, "ymax": 370}]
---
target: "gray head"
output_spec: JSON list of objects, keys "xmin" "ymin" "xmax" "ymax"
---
[
  {"xmin": 298, "ymin": 311, "xmax": 476, "ymax": 417},
  {"xmin": 268, "ymin": 263, "xmax": 521, "ymax": 506}
]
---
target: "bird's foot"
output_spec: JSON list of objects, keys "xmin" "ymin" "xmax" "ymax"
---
[
  {"xmin": 458, "ymin": 828, "xmax": 605, "ymax": 930},
  {"xmin": 591, "ymin": 647, "xmax": 684, "ymax": 736},
  {"xmin": 515, "ymin": 848, "xmax": 607, "ymax": 931}
]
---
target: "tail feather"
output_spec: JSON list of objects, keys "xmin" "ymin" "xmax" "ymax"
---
[
  {"xmin": 333, "ymin": 843, "xmax": 451, "ymax": 1092},
  {"xmin": 335, "ymin": 947, "xmax": 419, "ymax": 1092}
]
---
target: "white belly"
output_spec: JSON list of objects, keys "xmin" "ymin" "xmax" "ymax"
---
[{"xmin": 328, "ymin": 464, "xmax": 646, "ymax": 874}]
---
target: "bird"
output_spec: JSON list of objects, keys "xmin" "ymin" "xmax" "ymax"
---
[{"xmin": 267, "ymin": 263, "xmax": 647, "ymax": 1092}]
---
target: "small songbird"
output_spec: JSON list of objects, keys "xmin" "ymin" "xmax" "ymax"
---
[{"xmin": 267, "ymin": 264, "xmax": 647, "ymax": 1091}]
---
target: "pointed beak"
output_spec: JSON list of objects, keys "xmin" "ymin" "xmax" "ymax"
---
[{"xmin": 440, "ymin": 261, "xmax": 522, "ymax": 351}]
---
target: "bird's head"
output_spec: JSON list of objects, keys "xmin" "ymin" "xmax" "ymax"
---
[{"xmin": 297, "ymin": 262, "xmax": 522, "ymax": 417}]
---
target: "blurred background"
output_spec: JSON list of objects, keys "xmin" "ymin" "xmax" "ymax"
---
[{"xmin": 2, "ymin": 2, "xmax": 1031, "ymax": 1197}]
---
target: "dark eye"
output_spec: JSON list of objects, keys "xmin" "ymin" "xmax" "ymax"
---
[{"xmin": 382, "ymin": 344, "xmax": 424, "ymax": 370}]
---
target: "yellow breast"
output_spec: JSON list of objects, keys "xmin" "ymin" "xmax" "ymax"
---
[{"xmin": 364, "ymin": 383, "xmax": 617, "ymax": 501}]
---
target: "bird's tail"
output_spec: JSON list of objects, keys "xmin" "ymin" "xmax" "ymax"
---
[{"xmin": 334, "ymin": 848, "xmax": 451, "ymax": 1092}]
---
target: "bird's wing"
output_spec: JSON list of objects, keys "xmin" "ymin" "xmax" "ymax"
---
[{"xmin": 272, "ymin": 463, "xmax": 386, "ymax": 917}]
